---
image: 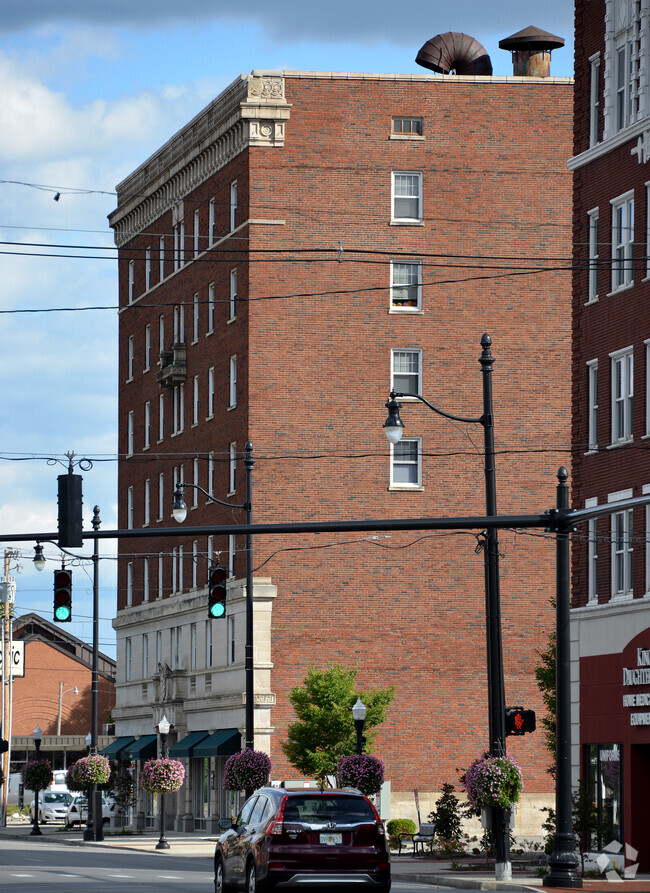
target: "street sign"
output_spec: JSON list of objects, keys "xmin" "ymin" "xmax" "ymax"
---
[{"xmin": 0, "ymin": 641, "xmax": 25, "ymax": 677}]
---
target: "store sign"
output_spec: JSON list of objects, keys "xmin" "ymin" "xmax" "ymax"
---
[
  {"xmin": 0, "ymin": 640, "xmax": 25, "ymax": 677},
  {"xmin": 622, "ymin": 648, "xmax": 650, "ymax": 724}
]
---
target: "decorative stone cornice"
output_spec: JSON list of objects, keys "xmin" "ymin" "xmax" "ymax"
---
[{"xmin": 109, "ymin": 74, "xmax": 290, "ymax": 246}]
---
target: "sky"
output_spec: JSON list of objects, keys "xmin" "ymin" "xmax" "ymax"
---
[{"xmin": 0, "ymin": 0, "xmax": 575, "ymax": 660}]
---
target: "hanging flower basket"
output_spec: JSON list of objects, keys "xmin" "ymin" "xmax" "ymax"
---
[
  {"xmin": 140, "ymin": 758, "xmax": 185, "ymax": 794},
  {"xmin": 336, "ymin": 754, "xmax": 384, "ymax": 796},
  {"xmin": 223, "ymin": 749, "xmax": 271, "ymax": 792},
  {"xmin": 23, "ymin": 759, "xmax": 53, "ymax": 791},
  {"xmin": 67, "ymin": 754, "xmax": 111, "ymax": 789},
  {"xmin": 465, "ymin": 754, "xmax": 523, "ymax": 810}
]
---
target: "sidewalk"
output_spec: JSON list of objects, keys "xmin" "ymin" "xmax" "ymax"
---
[{"xmin": 1, "ymin": 818, "xmax": 649, "ymax": 892}]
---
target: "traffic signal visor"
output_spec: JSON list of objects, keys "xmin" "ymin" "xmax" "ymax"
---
[
  {"xmin": 53, "ymin": 569, "xmax": 72, "ymax": 622},
  {"xmin": 208, "ymin": 564, "xmax": 228, "ymax": 619}
]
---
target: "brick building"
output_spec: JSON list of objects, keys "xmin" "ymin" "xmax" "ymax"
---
[
  {"xmin": 109, "ymin": 38, "xmax": 572, "ymax": 833},
  {"xmin": 569, "ymin": 0, "xmax": 650, "ymax": 868}
]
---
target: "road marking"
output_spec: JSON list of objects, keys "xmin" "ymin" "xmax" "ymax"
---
[
  {"xmin": 108, "ymin": 874, "xmax": 136, "ymax": 879},
  {"xmin": 10, "ymin": 873, "xmax": 36, "ymax": 877},
  {"xmin": 159, "ymin": 876, "xmax": 183, "ymax": 879}
]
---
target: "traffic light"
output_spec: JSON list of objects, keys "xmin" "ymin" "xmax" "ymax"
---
[
  {"xmin": 505, "ymin": 706, "xmax": 536, "ymax": 736},
  {"xmin": 53, "ymin": 568, "xmax": 73, "ymax": 622},
  {"xmin": 207, "ymin": 564, "xmax": 228, "ymax": 619},
  {"xmin": 58, "ymin": 471, "xmax": 83, "ymax": 548}
]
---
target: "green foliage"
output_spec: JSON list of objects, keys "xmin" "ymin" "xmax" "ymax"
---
[
  {"xmin": 386, "ymin": 817, "xmax": 416, "ymax": 850},
  {"xmin": 281, "ymin": 664, "xmax": 394, "ymax": 787},
  {"xmin": 428, "ymin": 783, "xmax": 463, "ymax": 843},
  {"xmin": 535, "ymin": 603, "xmax": 557, "ymax": 779}
]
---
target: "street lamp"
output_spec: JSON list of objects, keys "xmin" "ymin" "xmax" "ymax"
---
[
  {"xmin": 56, "ymin": 683, "xmax": 79, "ymax": 736},
  {"xmin": 30, "ymin": 725, "xmax": 43, "ymax": 836},
  {"xmin": 156, "ymin": 714, "xmax": 171, "ymax": 851},
  {"xmin": 33, "ymin": 543, "xmax": 46, "ymax": 572},
  {"xmin": 172, "ymin": 441, "xmax": 255, "ymax": 750},
  {"xmin": 352, "ymin": 697, "xmax": 367, "ymax": 755},
  {"xmin": 382, "ymin": 334, "xmax": 510, "ymax": 881}
]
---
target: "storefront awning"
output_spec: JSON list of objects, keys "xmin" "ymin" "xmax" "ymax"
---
[
  {"xmin": 168, "ymin": 730, "xmax": 209, "ymax": 758},
  {"xmin": 193, "ymin": 728, "xmax": 241, "ymax": 758},
  {"xmin": 99, "ymin": 736, "xmax": 136, "ymax": 758},
  {"xmin": 123, "ymin": 734, "xmax": 158, "ymax": 760}
]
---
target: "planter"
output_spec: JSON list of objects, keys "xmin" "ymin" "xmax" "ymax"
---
[
  {"xmin": 140, "ymin": 758, "xmax": 185, "ymax": 794},
  {"xmin": 223, "ymin": 750, "xmax": 271, "ymax": 792}
]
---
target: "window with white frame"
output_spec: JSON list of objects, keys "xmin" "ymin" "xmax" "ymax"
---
[
  {"xmin": 159, "ymin": 314, "xmax": 165, "ymax": 356},
  {"xmin": 191, "ymin": 623, "xmax": 197, "ymax": 670},
  {"xmin": 206, "ymin": 620, "xmax": 213, "ymax": 667},
  {"xmin": 207, "ymin": 535, "xmax": 214, "ymax": 565},
  {"xmin": 127, "ymin": 486, "xmax": 134, "ymax": 529},
  {"xmin": 391, "ymin": 349, "xmax": 422, "ymax": 395},
  {"xmin": 229, "ymin": 356, "xmax": 237, "ymax": 407},
  {"xmin": 194, "ymin": 209, "xmax": 200, "ymax": 257},
  {"xmin": 230, "ymin": 181, "xmax": 238, "ymax": 231},
  {"xmin": 158, "ymin": 555, "xmax": 163, "ymax": 600},
  {"xmin": 178, "ymin": 544, "xmax": 184, "ymax": 593},
  {"xmin": 143, "ymin": 558, "xmax": 149, "ymax": 602},
  {"xmin": 144, "ymin": 479, "xmax": 150, "ymax": 526},
  {"xmin": 144, "ymin": 401, "xmax": 150, "ymax": 449},
  {"xmin": 193, "ymin": 458, "xmax": 199, "ymax": 507},
  {"xmin": 156, "ymin": 630, "xmax": 162, "ymax": 667},
  {"xmin": 609, "ymin": 488, "xmax": 634, "ymax": 597},
  {"xmin": 208, "ymin": 283, "xmax": 215, "ymax": 333},
  {"xmin": 158, "ymin": 472, "xmax": 164, "ymax": 521},
  {"xmin": 611, "ymin": 347, "xmax": 633, "ymax": 443},
  {"xmin": 208, "ymin": 452, "xmax": 214, "ymax": 496},
  {"xmin": 192, "ymin": 541, "xmax": 198, "ymax": 589},
  {"xmin": 586, "ymin": 497, "xmax": 598, "ymax": 603},
  {"xmin": 193, "ymin": 294, "xmax": 199, "ymax": 342},
  {"xmin": 390, "ymin": 437, "xmax": 422, "ymax": 487},
  {"xmin": 128, "ymin": 335, "xmax": 134, "ymax": 380},
  {"xmin": 588, "ymin": 360, "xmax": 599, "ymax": 451},
  {"xmin": 227, "ymin": 615, "xmax": 236, "ymax": 664},
  {"xmin": 128, "ymin": 259, "xmax": 135, "ymax": 303},
  {"xmin": 229, "ymin": 442, "xmax": 237, "ymax": 493},
  {"xmin": 588, "ymin": 209, "xmax": 599, "ymax": 302},
  {"xmin": 126, "ymin": 563, "xmax": 133, "ymax": 607},
  {"xmin": 391, "ymin": 171, "xmax": 423, "ymax": 222},
  {"xmin": 207, "ymin": 367, "xmax": 215, "ymax": 417},
  {"xmin": 209, "ymin": 198, "xmax": 215, "ymax": 245},
  {"xmin": 159, "ymin": 236, "xmax": 165, "ymax": 281},
  {"xmin": 390, "ymin": 260, "xmax": 422, "ymax": 310},
  {"xmin": 611, "ymin": 191, "xmax": 634, "ymax": 291},
  {"xmin": 193, "ymin": 375, "xmax": 199, "ymax": 425},
  {"xmin": 229, "ymin": 533, "xmax": 236, "ymax": 577},
  {"xmin": 644, "ymin": 483, "xmax": 650, "ymax": 595},
  {"xmin": 173, "ymin": 383, "xmax": 184, "ymax": 435},
  {"xmin": 172, "ymin": 547, "xmax": 178, "ymax": 594},
  {"xmin": 646, "ymin": 340, "xmax": 650, "ymax": 435},
  {"xmin": 590, "ymin": 54, "xmax": 601, "ymax": 146},
  {"xmin": 611, "ymin": 0, "xmax": 643, "ymax": 133},
  {"xmin": 145, "ymin": 247, "xmax": 151, "ymax": 291},
  {"xmin": 173, "ymin": 304, "xmax": 184, "ymax": 344},
  {"xmin": 127, "ymin": 411, "xmax": 134, "ymax": 456},
  {"xmin": 646, "ymin": 183, "xmax": 650, "ymax": 280},
  {"xmin": 158, "ymin": 392, "xmax": 164, "ymax": 441},
  {"xmin": 125, "ymin": 637, "xmax": 132, "ymax": 680},
  {"xmin": 144, "ymin": 324, "xmax": 151, "ymax": 371},
  {"xmin": 229, "ymin": 268, "xmax": 237, "ymax": 320}
]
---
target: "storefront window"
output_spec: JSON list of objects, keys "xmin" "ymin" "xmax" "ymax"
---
[
  {"xmin": 192, "ymin": 758, "xmax": 211, "ymax": 829},
  {"xmin": 584, "ymin": 743, "xmax": 622, "ymax": 849}
]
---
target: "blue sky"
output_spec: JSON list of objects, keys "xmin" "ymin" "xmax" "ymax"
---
[{"xmin": 0, "ymin": 1, "xmax": 574, "ymax": 659}]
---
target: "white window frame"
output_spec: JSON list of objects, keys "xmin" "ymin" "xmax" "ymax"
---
[
  {"xmin": 190, "ymin": 622, "xmax": 197, "ymax": 670},
  {"xmin": 144, "ymin": 401, "xmax": 150, "ymax": 449},
  {"xmin": 173, "ymin": 304, "xmax": 184, "ymax": 344},
  {"xmin": 128, "ymin": 259, "xmax": 135, "ymax": 303},
  {"xmin": 158, "ymin": 472, "xmax": 164, "ymax": 522},
  {"xmin": 144, "ymin": 478, "xmax": 150, "ymax": 526},
  {"xmin": 610, "ymin": 346, "xmax": 634, "ymax": 443},
  {"xmin": 209, "ymin": 198, "xmax": 215, "ymax": 245},
  {"xmin": 644, "ymin": 483, "xmax": 650, "ymax": 596},
  {"xmin": 390, "ymin": 260, "xmax": 422, "ymax": 311},
  {"xmin": 127, "ymin": 486, "xmax": 134, "ymax": 529},
  {"xmin": 208, "ymin": 452, "xmax": 214, "ymax": 497},
  {"xmin": 159, "ymin": 314, "xmax": 165, "ymax": 357},
  {"xmin": 229, "ymin": 442, "xmax": 237, "ymax": 494},
  {"xmin": 586, "ymin": 497, "xmax": 598, "ymax": 604},
  {"xmin": 229, "ymin": 268, "xmax": 237, "ymax": 320},
  {"xmin": 143, "ymin": 559, "xmax": 149, "ymax": 603},
  {"xmin": 158, "ymin": 392, "xmax": 164, "ymax": 442},
  {"xmin": 157, "ymin": 556, "xmax": 163, "ymax": 600},
  {"xmin": 193, "ymin": 458, "xmax": 199, "ymax": 507},
  {"xmin": 193, "ymin": 374, "xmax": 199, "ymax": 425},
  {"xmin": 142, "ymin": 631, "xmax": 149, "ymax": 675},
  {"xmin": 228, "ymin": 533, "xmax": 236, "ymax": 578},
  {"xmin": 127, "ymin": 411, "xmax": 134, "ymax": 456},
  {"xmin": 145, "ymin": 247, "xmax": 151, "ymax": 291},
  {"xmin": 609, "ymin": 488, "xmax": 634, "ymax": 599},
  {"xmin": 229, "ymin": 356, "xmax": 237, "ymax": 408},
  {"xmin": 587, "ymin": 208, "xmax": 599, "ymax": 302},
  {"xmin": 590, "ymin": 53, "xmax": 601, "ymax": 147},
  {"xmin": 207, "ymin": 367, "xmax": 215, "ymax": 418},
  {"xmin": 159, "ymin": 236, "xmax": 165, "ymax": 281},
  {"xmin": 587, "ymin": 360, "xmax": 599, "ymax": 452},
  {"xmin": 646, "ymin": 183, "xmax": 650, "ymax": 280},
  {"xmin": 144, "ymin": 324, "xmax": 151, "ymax": 371},
  {"xmin": 192, "ymin": 540, "xmax": 198, "ymax": 590},
  {"xmin": 390, "ymin": 436, "xmax": 422, "ymax": 488},
  {"xmin": 230, "ymin": 181, "xmax": 238, "ymax": 232},
  {"xmin": 126, "ymin": 563, "xmax": 133, "ymax": 608},
  {"xmin": 193, "ymin": 293, "xmax": 199, "ymax": 343},
  {"xmin": 391, "ymin": 171, "xmax": 423, "ymax": 223},
  {"xmin": 194, "ymin": 209, "xmax": 200, "ymax": 257},
  {"xmin": 125, "ymin": 637, "xmax": 132, "ymax": 679},
  {"xmin": 391, "ymin": 348, "xmax": 422, "ymax": 396},
  {"xmin": 646, "ymin": 339, "xmax": 650, "ymax": 436},
  {"xmin": 207, "ymin": 283, "xmax": 215, "ymax": 333},
  {"xmin": 227, "ymin": 615, "xmax": 236, "ymax": 665},
  {"xmin": 610, "ymin": 191, "xmax": 634, "ymax": 292},
  {"xmin": 128, "ymin": 335, "xmax": 134, "ymax": 380},
  {"xmin": 173, "ymin": 383, "xmax": 184, "ymax": 435}
]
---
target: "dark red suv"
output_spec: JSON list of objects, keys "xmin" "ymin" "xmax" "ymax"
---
[{"xmin": 214, "ymin": 787, "xmax": 391, "ymax": 892}]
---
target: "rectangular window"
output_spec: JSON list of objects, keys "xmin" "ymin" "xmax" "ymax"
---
[
  {"xmin": 193, "ymin": 374, "xmax": 199, "ymax": 425},
  {"xmin": 644, "ymin": 484, "xmax": 650, "ymax": 595},
  {"xmin": 646, "ymin": 340, "xmax": 650, "ymax": 436},
  {"xmin": 194, "ymin": 209, "xmax": 200, "ymax": 257},
  {"xmin": 206, "ymin": 620, "xmax": 213, "ymax": 667},
  {"xmin": 143, "ymin": 558, "xmax": 149, "ymax": 603},
  {"xmin": 128, "ymin": 335, "xmax": 134, "ymax": 380},
  {"xmin": 391, "ymin": 349, "xmax": 422, "ymax": 395},
  {"xmin": 178, "ymin": 544, "xmax": 184, "ymax": 594},
  {"xmin": 590, "ymin": 55, "xmax": 601, "ymax": 146},
  {"xmin": 391, "ymin": 171, "xmax": 423, "ymax": 222},
  {"xmin": 193, "ymin": 458, "xmax": 199, "ymax": 507},
  {"xmin": 173, "ymin": 304, "xmax": 184, "ymax": 344},
  {"xmin": 173, "ymin": 382, "xmax": 184, "ymax": 434},
  {"xmin": 159, "ymin": 314, "xmax": 165, "ymax": 356},
  {"xmin": 127, "ymin": 411, "xmax": 134, "ymax": 456},
  {"xmin": 390, "ymin": 260, "xmax": 422, "ymax": 310},
  {"xmin": 159, "ymin": 236, "xmax": 165, "ymax": 281},
  {"xmin": 142, "ymin": 632, "xmax": 148, "ymax": 675},
  {"xmin": 145, "ymin": 247, "xmax": 151, "ymax": 291},
  {"xmin": 144, "ymin": 401, "xmax": 151, "ymax": 449},
  {"xmin": 193, "ymin": 293, "xmax": 199, "ymax": 343},
  {"xmin": 583, "ymin": 744, "xmax": 622, "ymax": 851},
  {"xmin": 588, "ymin": 209, "xmax": 599, "ymax": 301},
  {"xmin": 229, "ymin": 268, "xmax": 237, "ymax": 320},
  {"xmin": 172, "ymin": 547, "xmax": 178, "ymax": 594},
  {"xmin": 125, "ymin": 637, "xmax": 132, "ymax": 680},
  {"xmin": 611, "ymin": 348, "xmax": 633, "ymax": 443},
  {"xmin": 230, "ymin": 181, "xmax": 238, "ymax": 231},
  {"xmin": 207, "ymin": 283, "xmax": 215, "ymax": 333},
  {"xmin": 588, "ymin": 360, "xmax": 598, "ymax": 451},
  {"xmin": 191, "ymin": 623, "xmax": 197, "ymax": 670},
  {"xmin": 126, "ymin": 563, "xmax": 133, "ymax": 607},
  {"xmin": 229, "ymin": 442, "xmax": 237, "ymax": 493},
  {"xmin": 158, "ymin": 555, "xmax": 163, "ymax": 600},
  {"xmin": 158, "ymin": 392, "xmax": 164, "ymax": 441},
  {"xmin": 392, "ymin": 116, "xmax": 423, "ymax": 135},
  {"xmin": 208, "ymin": 452, "xmax": 214, "ymax": 496},
  {"xmin": 144, "ymin": 324, "xmax": 151, "ymax": 371},
  {"xmin": 144, "ymin": 479, "xmax": 150, "ymax": 526},
  {"xmin": 207, "ymin": 367, "xmax": 215, "ymax": 417},
  {"xmin": 647, "ymin": 183, "xmax": 650, "ymax": 279},
  {"xmin": 209, "ymin": 198, "xmax": 215, "ymax": 245},
  {"xmin": 127, "ymin": 486, "xmax": 134, "ymax": 529},
  {"xmin": 227, "ymin": 616, "xmax": 235, "ymax": 664},
  {"xmin": 192, "ymin": 540, "xmax": 198, "ymax": 589},
  {"xmin": 612, "ymin": 507, "xmax": 633, "ymax": 596},
  {"xmin": 228, "ymin": 533, "xmax": 236, "ymax": 578},
  {"xmin": 158, "ymin": 472, "xmax": 164, "ymax": 521},
  {"xmin": 390, "ymin": 437, "xmax": 422, "ymax": 487},
  {"xmin": 611, "ymin": 192, "xmax": 634, "ymax": 291},
  {"xmin": 128, "ymin": 259, "xmax": 135, "ymax": 303},
  {"xmin": 229, "ymin": 356, "xmax": 237, "ymax": 407},
  {"xmin": 586, "ymin": 497, "xmax": 598, "ymax": 603}
]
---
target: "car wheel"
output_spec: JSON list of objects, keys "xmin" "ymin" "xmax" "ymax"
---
[
  {"xmin": 214, "ymin": 857, "xmax": 230, "ymax": 893},
  {"xmin": 39, "ymin": 813, "xmax": 47, "ymax": 824},
  {"xmin": 246, "ymin": 860, "xmax": 264, "ymax": 893}
]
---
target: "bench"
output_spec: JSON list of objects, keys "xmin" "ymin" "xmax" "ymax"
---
[{"xmin": 397, "ymin": 822, "xmax": 436, "ymax": 856}]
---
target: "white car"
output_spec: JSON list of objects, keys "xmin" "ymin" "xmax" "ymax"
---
[
  {"xmin": 65, "ymin": 793, "xmax": 114, "ymax": 828},
  {"xmin": 29, "ymin": 791, "xmax": 72, "ymax": 824}
]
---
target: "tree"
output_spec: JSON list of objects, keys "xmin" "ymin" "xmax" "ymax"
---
[
  {"xmin": 535, "ymin": 606, "xmax": 556, "ymax": 779},
  {"xmin": 281, "ymin": 664, "xmax": 394, "ymax": 787}
]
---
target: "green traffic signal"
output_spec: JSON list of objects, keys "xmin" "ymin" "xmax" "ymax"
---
[
  {"xmin": 207, "ymin": 564, "xmax": 227, "ymax": 619},
  {"xmin": 54, "ymin": 604, "xmax": 72, "ymax": 621},
  {"xmin": 53, "ymin": 568, "xmax": 72, "ymax": 623},
  {"xmin": 209, "ymin": 601, "xmax": 226, "ymax": 619}
]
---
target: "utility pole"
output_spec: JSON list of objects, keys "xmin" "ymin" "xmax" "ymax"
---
[{"xmin": 1, "ymin": 549, "xmax": 17, "ymax": 827}]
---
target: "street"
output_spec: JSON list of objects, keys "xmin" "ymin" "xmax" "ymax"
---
[{"xmin": 0, "ymin": 838, "xmax": 452, "ymax": 892}]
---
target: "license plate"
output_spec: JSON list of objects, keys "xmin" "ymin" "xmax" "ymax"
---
[{"xmin": 319, "ymin": 832, "xmax": 342, "ymax": 846}]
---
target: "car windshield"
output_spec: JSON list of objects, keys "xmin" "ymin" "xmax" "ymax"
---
[
  {"xmin": 43, "ymin": 792, "xmax": 71, "ymax": 804},
  {"xmin": 285, "ymin": 796, "xmax": 375, "ymax": 824}
]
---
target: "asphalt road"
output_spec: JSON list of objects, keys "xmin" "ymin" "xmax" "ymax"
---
[{"xmin": 0, "ymin": 838, "xmax": 450, "ymax": 892}]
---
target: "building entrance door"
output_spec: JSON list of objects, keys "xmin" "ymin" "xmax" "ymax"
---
[{"xmin": 630, "ymin": 744, "xmax": 650, "ymax": 871}]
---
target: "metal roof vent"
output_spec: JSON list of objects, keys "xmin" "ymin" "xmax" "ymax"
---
[
  {"xmin": 499, "ymin": 25, "xmax": 564, "ymax": 77},
  {"xmin": 416, "ymin": 32, "xmax": 493, "ymax": 76}
]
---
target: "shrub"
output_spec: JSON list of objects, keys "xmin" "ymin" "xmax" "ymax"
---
[
  {"xmin": 428, "ymin": 783, "xmax": 462, "ymax": 842},
  {"xmin": 386, "ymin": 818, "xmax": 416, "ymax": 850}
]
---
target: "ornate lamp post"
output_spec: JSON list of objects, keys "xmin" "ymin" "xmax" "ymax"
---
[
  {"xmin": 383, "ymin": 334, "xmax": 510, "ymax": 880},
  {"xmin": 173, "ymin": 441, "xmax": 255, "ymax": 750},
  {"xmin": 352, "ymin": 698, "xmax": 367, "ymax": 755},
  {"xmin": 156, "ymin": 714, "xmax": 171, "ymax": 851},
  {"xmin": 30, "ymin": 725, "xmax": 43, "ymax": 837}
]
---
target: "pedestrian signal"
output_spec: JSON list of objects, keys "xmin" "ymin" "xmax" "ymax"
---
[{"xmin": 505, "ymin": 706, "xmax": 536, "ymax": 736}]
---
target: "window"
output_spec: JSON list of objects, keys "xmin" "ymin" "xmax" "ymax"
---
[
  {"xmin": 143, "ymin": 559, "xmax": 150, "ymax": 602},
  {"xmin": 228, "ymin": 616, "xmax": 235, "ymax": 664},
  {"xmin": 207, "ymin": 283, "xmax": 215, "ymax": 333},
  {"xmin": 392, "ymin": 116, "xmax": 423, "ymax": 135},
  {"xmin": 145, "ymin": 247, "xmax": 151, "ymax": 291},
  {"xmin": 207, "ymin": 367, "xmax": 215, "ymax": 417},
  {"xmin": 208, "ymin": 452, "xmax": 214, "ymax": 496},
  {"xmin": 128, "ymin": 259, "xmax": 135, "ymax": 303},
  {"xmin": 586, "ymin": 497, "xmax": 598, "ymax": 603},
  {"xmin": 144, "ymin": 479, "xmax": 150, "ymax": 526},
  {"xmin": 173, "ymin": 219, "xmax": 185, "ymax": 269},
  {"xmin": 173, "ymin": 304, "xmax": 184, "ymax": 344},
  {"xmin": 391, "ymin": 171, "xmax": 423, "ymax": 222},
  {"xmin": 144, "ymin": 401, "xmax": 151, "ymax": 449},
  {"xmin": 172, "ymin": 547, "xmax": 178, "ymax": 594},
  {"xmin": 159, "ymin": 314, "xmax": 165, "ymax": 356},
  {"xmin": 193, "ymin": 375, "xmax": 199, "ymax": 425},
  {"xmin": 193, "ymin": 458, "xmax": 199, "ymax": 507},
  {"xmin": 590, "ymin": 54, "xmax": 601, "ymax": 146},
  {"xmin": 192, "ymin": 541, "xmax": 198, "ymax": 589},
  {"xmin": 126, "ymin": 564, "xmax": 133, "ymax": 607},
  {"xmin": 611, "ymin": 192, "xmax": 634, "ymax": 291},
  {"xmin": 128, "ymin": 335, "xmax": 134, "ymax": 380},
  {"xmin": 588, "ymin": 209, "xmax": 599, "ymax": 302},
  {"xmin": 229, "ymin": 533, "xmax": 236, "ymax": 578},
  {"xmin": 193, "ymin": 293, "xmax": 199, "ymax": 343},
  {"xmin": 646, "ymin": 340, "xmax": 650, "ymax": 435},
  {"xmin": 229, "ymin": 442, "xmax": 237, "ymax": 493},
  {"xmin": 173, "ymin": 383, "xmax": 184, "ymax": 435},
  {"xmin": 158, "ymin": 472, "xmax": 164, "ymax": 521},
  {"xmin": 611, "ymin": 506, "xmax": 633, "ymax": 597},
  {"xmin": 157, "ymin": 556, "xmax": 163, "ymax": 600},
  {"xmin": 206, "ymin": 620, "xmax": 213, "ymax": 667},
  {"xmin": 229, "ymin": 356, "xmax": 237, "ymax": 407},
  {"xmin": 611, "ymin": 347, "xmax": 633, "ymax": 443},
  {"xmin": 159, "ymin": 236, "xmax": 165, "ymax": 281},
  {"xmin": 230, "ymin": 181, "xmax": 238, "ymax": 231},
  {"xmin": 391, "ymin": 349, "xmax": 422, "ymax": 395},
  {"xmin": 390, "ymin": 437, "xmax": 422, "ymax": 487},
  {"xmin": 191, "ymin": 623, "xmax": 197, "ymax": 670},
  {"xmin": 158, "ymin": 392, "xmax": 164, "ymax": 441},
  {"xmin": 229, "ymin": 268, "xmax": 237, "ymax": 320},
  {"xmin": 209, "ymin": 198, "xmax": 215, "ymax": 245},
  {"xmin": 142, "ymin": 632, "xmax": 149, "ymax": 675},
  {"xmin": 144, "ymin": 324, "xmax": 151, "ymax": 371},
  {"xmin": 587, "ymin": 360, "xmax": 598, "ymax": 451},
  {"xmin": 127, "ymin": 411, "xmax": 134, "ymax": 456},
  {"xmin": 194, "ymin": 209, "xmax": 200, "ymax": 257},
  {"xmin": 644, "ymin": 484, "xmax": 650, "ymax": 595},
  {"xmin": 583, "ymin": 744, "xmax": 622, "ymax": 851},
  {"xmin": 390, "ymin": 260, "xmax": 421, "ymax": 310},
  {"xmin": 127, "ymin": 486, "xmax": 134, "ymax": 529},
  {"xmin": 125, "ymin": 637, "xmax": 132, "ymax": 680}
]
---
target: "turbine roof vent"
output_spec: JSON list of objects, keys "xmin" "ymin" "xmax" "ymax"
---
[{"xmin": 416, "ymin": 32, "xmax": 493, "ymax": 76}]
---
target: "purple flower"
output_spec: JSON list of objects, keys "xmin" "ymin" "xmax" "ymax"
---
[
  {"xmin": 223, "ymin": 750, "xmax": 271, "ymax": 792},
  {"xmin": 337, "ymin": 754, "xmax": 384, "ymax": 795}
]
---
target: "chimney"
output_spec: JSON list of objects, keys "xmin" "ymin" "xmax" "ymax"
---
[{"xmin": 499, "ymin": 25, "xmax": 564, "ymax": 77}]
